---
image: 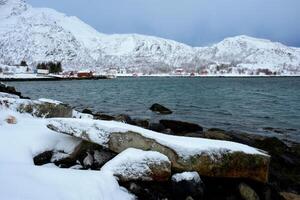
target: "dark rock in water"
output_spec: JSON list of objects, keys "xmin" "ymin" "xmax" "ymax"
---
[
  {"xmin": 203, "ymin": 128, "xmax": 233, "ymax": 140},
  {"xmin": 0, "ymin": 82, "xmax": 29, "ymax": 99},
  {"xmin": 150, "ymin": 103, "xmax": 173, "ymax": 114},
  {"xmin": 238, "ymin": 183, "xmax": 260, "ymax": 200},
  {"xmin": 114, "ymin": 114, "xmax": 136, "ymax": 125},
  {"xmin": 81, "ymin": 108, "xmax": 93, "ymax": 115},
  {"xmin": 33, "ymin": 151, "xmax": 53, "ymax": 166},
  {"xmin": 94, "ymin": 112, "xmax": 115, "ymax": 121},
  {"xmin": 171, "ymin": 172, "xmax": 204, "ymax": 200},
  {"xmin": 148, "ymin": 122, "xmax": 166, "ymax": 132},
  {"xmin": 160, "ymin": 119, "xmax": 203, "ymax": 134},
  {"xmin": 134, "ymin": 119, "xmax": 150, "ymax": 129}
]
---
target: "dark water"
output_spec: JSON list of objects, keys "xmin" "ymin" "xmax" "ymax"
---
[{"xmin": 8, "ymin": 77, "xmax": 300, "ymax": 142}]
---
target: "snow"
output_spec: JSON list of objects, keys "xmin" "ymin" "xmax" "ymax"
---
[
  {"xmin": 101, "ymin": 148, "xmax": 170, "ymax": 181},
  {"xmin": 0, "ymin": 101, "xmax": 133, "ymax": 200},
  {"xmin": 172, "ymin": 172, "xmax": 201, "ymax": 183},
  {"xmin": 1, "ymin": 0, "xmax": 299, "ymax": 75},
  {"xmin": 48, "ymin": 118, "xmax": 267, "ymax": 158},
  {"xmin": 0, "ymin": 73, "xmax": 49, "ymax": 79},
  {"xmin": 38, "ymin": 98, "xmax": 62, "ymax": 105},
  {"xmin": 72, "ymin": 110, "xmax": 94, "ymax": 119},
  {"xmin": 0, "ymin": 91, "xmax": 19, "ymax": 98}
]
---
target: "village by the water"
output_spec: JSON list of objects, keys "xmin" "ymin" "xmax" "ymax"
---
[{"xmin": 0, "ymin": 60, "xmax": 207, "ymax": 81}]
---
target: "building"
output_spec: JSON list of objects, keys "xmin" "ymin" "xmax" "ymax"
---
[
  {"xmin": 37, "ymin": 69, "xmax": 49, "ymax": 75},
  {"xmin": 77, "ymin": 71, "xmax": 93, "ymax": 78},
  {"xmin": 175, "ymin": 68, "xmax": 184, "ymax": 75}
]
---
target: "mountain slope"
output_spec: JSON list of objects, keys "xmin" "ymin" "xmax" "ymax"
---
[{"xmin": 0, "ymin": 0, "xmax": 299, "ymax": 75}]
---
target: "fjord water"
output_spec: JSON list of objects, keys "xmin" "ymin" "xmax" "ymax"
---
[{"xmin": 9, "ymin": 77, "xmax": 300, "ymax": 142}]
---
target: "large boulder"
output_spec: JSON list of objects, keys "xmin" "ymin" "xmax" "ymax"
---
[
  {"xmin": 150, "ymin": 103, "xmax": 173, "ymax": 114},
  {"xmin": 101, "ymin": 148, "xmax": 171, "ymax": 182},
  {"xmin": 0, "ymin": 97, "xmax": 73, "ymax": 118},
  {"xmin": 203, "ymin": 128, "xmax": 300, "ymax": 193},
  {"xmin": 47, "ymin": 118, "xmax": 270, "ymax": 183},
  {"xmin": 159, "ymin": 119, "xmax": 203, "ymax": 135}
]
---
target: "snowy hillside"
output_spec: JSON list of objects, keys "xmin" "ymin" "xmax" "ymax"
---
[{"xmin": 0, "ymin": 0, "xmax": 300, "ymax": 75}]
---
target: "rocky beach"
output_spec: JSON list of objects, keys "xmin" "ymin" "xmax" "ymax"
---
[{"xmin": 1, "ymin": 82, "xmax": 299, "ymax": 200}]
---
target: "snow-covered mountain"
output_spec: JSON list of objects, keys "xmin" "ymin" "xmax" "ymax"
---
[{"xmin": 1, "ymin": 0, "xmax": 300, "ymax": 75}]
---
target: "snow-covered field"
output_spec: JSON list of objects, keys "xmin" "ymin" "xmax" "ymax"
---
[{"xmin": 0, "ymin": 109, "xmax": 133, "ymax": 200}]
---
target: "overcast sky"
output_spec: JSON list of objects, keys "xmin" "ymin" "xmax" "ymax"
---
[{"xmin": 27, "ymin": 0, "xmax": 300, "ymax": 47}]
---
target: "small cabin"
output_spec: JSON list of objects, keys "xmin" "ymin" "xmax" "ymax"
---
[
  {"xmin": 37, "ymin": 69, "xmax": 49, "ymax": 75},
  {"xmin": 77, "ymin": 71, "xmax": 93, "ymax": 78},
  {"xmin": 175, "ymin": 68, "xmax": 184, "ymax": 75}
]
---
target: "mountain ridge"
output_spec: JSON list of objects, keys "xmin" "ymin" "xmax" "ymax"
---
[{"xmin": 0, "ymin": 0, "xmax": 299, "ymax": 75}]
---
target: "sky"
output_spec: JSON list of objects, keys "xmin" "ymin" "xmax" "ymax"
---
[{"xmin": 27, "ymin": 0, "xmax": 300, "ymax": 47}]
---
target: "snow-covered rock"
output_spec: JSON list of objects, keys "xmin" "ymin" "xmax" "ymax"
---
[
  {"xmin": 101, "ymin": 148, "xmax": 171, "ymax": 182},
  {"xmin": 0, "ymin": 0, "xmax": 299, "ymax": 75},
  {"xmin": 172, "ymin": 172, "xmax": 201, "ymax": 183},
  {"xmin": 47, "ymin": 118, "xmax": 270, "ymax": 183},
  {"xmin": 0, "ymin": 91, "xmax": 19, "ymax": 99},
  {"xmin": 0, "ymin": 96, "xmax": 73, "ymax": 118}
]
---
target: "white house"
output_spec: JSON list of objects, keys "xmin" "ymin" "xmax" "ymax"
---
[{"xmin": 37, "ymin": 69, "xmax": 49, "ymax": 75}]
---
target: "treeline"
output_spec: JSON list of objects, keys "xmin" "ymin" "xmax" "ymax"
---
[{"xmin": 37, "ymin": 61, "xmax": 62, "ymax": 74}]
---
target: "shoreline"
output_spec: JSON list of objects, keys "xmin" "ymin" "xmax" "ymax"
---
[
  {"xmin": 1, "ymin": 75, "xmax": 300, "ymax": 82},
  {"xmin": 0, "ymin": 75, "xmax": 112, "ymax": 82},
  {"xmin": 1, "ymin": 82, "xmax": 300, "ymax": 199}
]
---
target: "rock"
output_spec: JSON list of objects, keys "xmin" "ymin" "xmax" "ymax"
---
[
  {"xmin": 83, "ymin": 152, "xmax": 94, "ymax": 168},
  {"xmin": 93, "ymin": 149, "xmax": 115, "ymax": 169},
  {"xmin": 0, "ymin": 82, "xmax": 28, "ymax": 99},
  {"xmin": 114, "ymin": 114, "xmax": 135, "ymax": 125},
  {"xmin": 81, "ymin": 108, "xmax": 93, "ymax": 115},
  {"xmin": 101, "ymin": 148, "xmax": 171, "ymax": 182},
  {"xmin": 150, "ymin": 103, "xmax": 173, "ymax": 114},
  {"xmin": 1, "ymin": 97, "xmax": 73, "ymax": 118},
  {"xmin": 200, "ymin": 129, "xmax": 300, "ymax": 193},
  {"xmin": 203, "ymin": 128, "xmax": 234, "ymax": 140},
  {"xmin": 121, "ymin": 181, "xmax": 171, "ymax": 200},
  {"xmin": 0, "ymin": 98, "xmax": 73, "ymax": 118},
  {"xmin": 280, "ymin": 192, "xmax": 300, "ymax": 200},
  {"xmin": 47, "ymin": 118, "xmax": 270, "ymax": 183},
  {"xmin": 51, "ymin": 140, "xmax": 115, "ymax": 169},
  {"xmin": 93, "ymin": 112, "xmax": 115, "ymax": 121},
  {"xmin": 18, "ymin": 101, "xmax": 73, "ymax": 118},
  {"xmin": 5, "ymin": 115, "xmax": 17, "ymax": 124},
  {"xmin": 134, "ymin": 119, "xmax": 150, "ymax": 129},
  {"xmin": 171, "ymin": 172, "xmax": 204, "ymax": 200},
  {"xmin": 239, "ymin": 183, "xmax": 260, "ymax": 200},
  {"xmin": 159, "ymin": 119, "xmax": 203, "ymax": 135},
  {"xmin": 148, "ymin": 122, "xmax": 166, "ymax": 132},
  {"xmin": 33, "ymin": 151, "xmax": 53, "ymax": 166}
]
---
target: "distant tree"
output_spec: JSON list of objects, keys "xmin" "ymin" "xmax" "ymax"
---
[
  {"xmin": 0, "ymin": 67, "xmax": 3, "ymax": 73},
  {"xmin": 20, "ymin": 60, "xmax": 28, "ymax": 66},
  {"xmin": 36, "ymin": 61, "xmax": 63, "ymax": 73},
  {"xmin": 49, "ymin": 61, "xmax": 62, "ymax": 74}
]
